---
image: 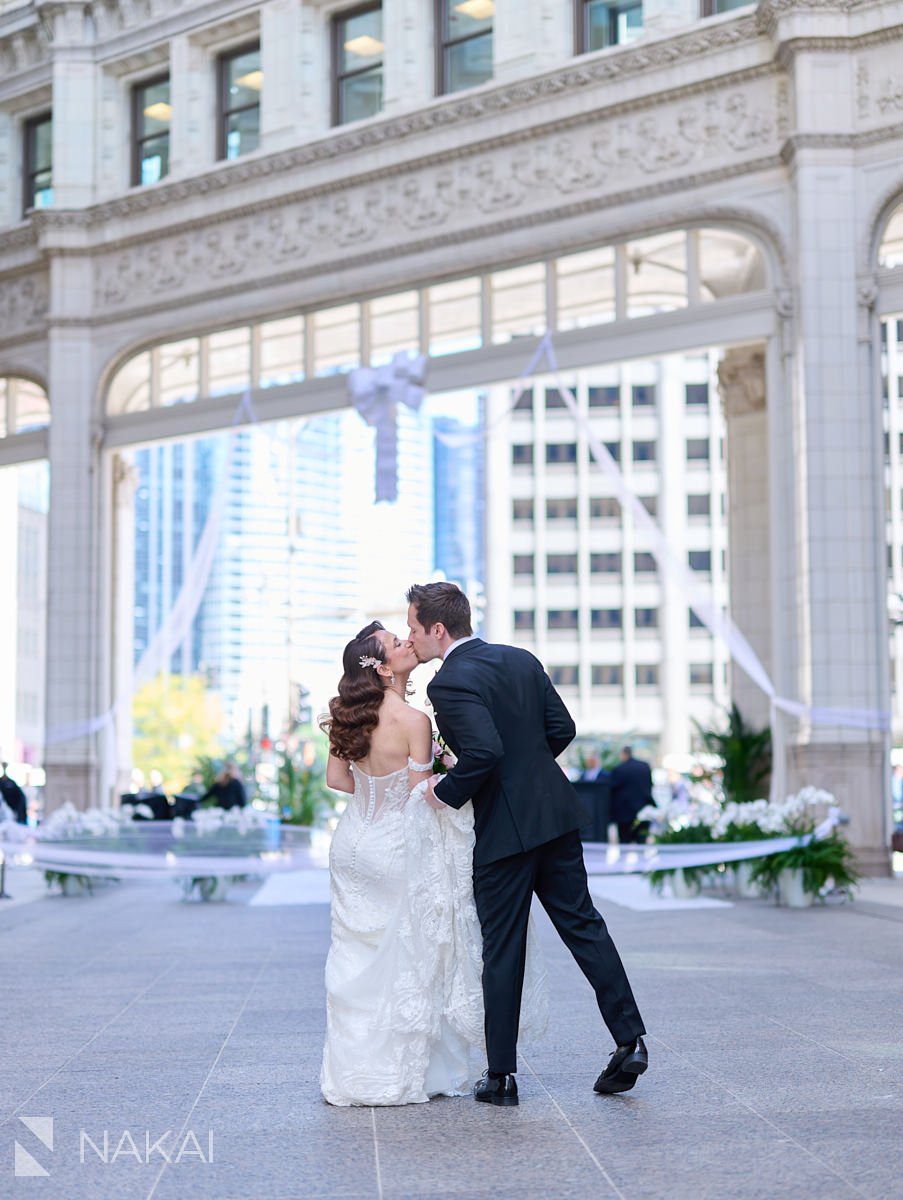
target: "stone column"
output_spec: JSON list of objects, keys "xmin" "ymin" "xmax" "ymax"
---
[
  {"xmin": 383, "ymin": 0, "xmax": 433, "ymax": 113},
  {"xmin": 43, "ymin": 2, "xmax": 96, "ymax": 208},
  {"xmin": 719, "ymin": 345, "xmax": 772, "ymax": 731},
  {"xmin": 261, "ymin": 0, "xmax": 302, "ymax": 153},
  {"xmin": 169, "ymin": 35, "xmax": 214, "ymax": 178},
  {"xmin": 112, "ymin": 454, "xmax": 138, "ymax": 802},
  {"xmin": 494, "ymin": 0, "xmax": 570, "ymax": 83},
  {"xmin": 659, "ymin": 360, "xmax": 690, "ymax": 756},
  {"xmin": 41, "ymin": 243, "xmax": 104, "ymax": 815},
  {"xmin": 0, "ymin": 111, "xmax": 16, "ymax": 229}
]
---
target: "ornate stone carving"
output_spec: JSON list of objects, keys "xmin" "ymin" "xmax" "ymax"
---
[
  {"xmin": 876, "ymin": 76, "xmax": 903, "ymax": 115},
  {"xmin": 0, "ymin": 272, "xmax": 49, "ymax": 341},
  {"xmin": 718, "ymin": 346, "xmax": 767, "ymax": 418}
]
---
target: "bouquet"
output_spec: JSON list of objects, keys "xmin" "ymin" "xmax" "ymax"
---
[{"xmin": 432, "ymin": 733, "xmax": 457, "ymax": 776}]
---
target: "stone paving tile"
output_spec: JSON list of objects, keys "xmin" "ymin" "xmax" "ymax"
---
[{"xmin": 2, "ymin": 877, "xmax": 902, "ymax": 1200}]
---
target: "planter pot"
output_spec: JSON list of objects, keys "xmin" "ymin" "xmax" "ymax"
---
[
  {"xmin": 59, "ymin": 875, "xmax": 88, "ymax": 897},
  {"xmin": 733, "ymin": 860, "xmax": 764, "ymax": 899},
  {"xmin": 196, "ymin": 876, "xmax": 232, "ymax": 902},
  {"xmin": 669, "ymin": 870, "xmax": 702, "ymax": 899},
  {"xmin": 777, "ymin": 867, "xmax": 814, "ymax": 908}
]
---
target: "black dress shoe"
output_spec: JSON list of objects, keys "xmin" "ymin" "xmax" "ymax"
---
[
  {"xmin": 594, "ymin": 1037, "xmax": 648, "ymax": 1095},
  {"xmin": 474, "ymin": 1071, "xmax": 519, "ymax": 1107}
]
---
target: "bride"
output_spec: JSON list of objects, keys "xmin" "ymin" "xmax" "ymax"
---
[{"xmin": 319, "ymin": 621, "xmax": 544, "ymax": 1107}]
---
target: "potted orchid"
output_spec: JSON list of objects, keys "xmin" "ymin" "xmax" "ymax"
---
[
  {"xmin": 640, "ymin": 794, "xmax": 720, "ymax": 898},
  {"xmin": 748, "ymin": 788, "xmax": 858, "ymax": 907}
]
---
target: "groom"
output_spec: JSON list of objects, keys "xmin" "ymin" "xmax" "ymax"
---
[{"xmin": 406, "ymin": 582, "xmax": 647, "ymax": 1107}]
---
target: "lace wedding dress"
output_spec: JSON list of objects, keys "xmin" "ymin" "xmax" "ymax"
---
[{"xmin": 321, "ymin": 759, "xmax": 546, "ymax": 1107}]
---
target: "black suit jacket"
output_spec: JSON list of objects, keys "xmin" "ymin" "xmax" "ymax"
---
[
  {"xmin": 428, "ymin": 639, "xmax": 582, "ymax": 867},
  {"xmin": 609, "ymin": 756, "xmax": 653, "ymax": 823}
]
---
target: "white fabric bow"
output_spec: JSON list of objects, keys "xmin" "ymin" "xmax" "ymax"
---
[{"xmin": 348, "ymin": 351, "xmax": 428, "ymax": 502}]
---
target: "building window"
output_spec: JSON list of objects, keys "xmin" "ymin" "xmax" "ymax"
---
[
  {"xmin": 632, "ymin": 384, "xmax": 656, "ymax": 408},
  {"xmin": 689, "ymin": 550, "xmax": 712, "ymax": 572},
  {"xmin": 548, "ymin": 609, "xmax": 579, "ymax": 631},
  {"xmin": 514, "ymin": 609, "xmax": 535, "ymax": 631},
  {"xmin": 634, "ymin": 551, "xmax": 656, "ymax": 573},
  {"xmin": 513, "ymin": 554, "xmax": 534, "ymax": 576},
  {"xmin": 547, "ymin": 553, "xmax": 578, "ymax": 575},
  {"xmin": 603, "ymin": 440, "xmax": 621, "ymax": 462},
  {"xmin": 437, "ymin": 0, "xmax": 494, "ymax": 96},
  {"xmin": 512, "ymin": 443, "xmax": 534, "ymax": 466},
  {"xmin": 701, "ymin": 0, "xmax": 749, "ymax": 16},
  {"xmin": 576, "ymin": 0, "xmax": 644, "ymax": 52},
  {"xmin": 218, "ymin": 43, "xmax": 262, "ymax": 160},
  {"xmin": 590, "ymin": 496, "xmax": 620, "ymax": 520},
  {"xmin": 592, "ymin": 608, "xmax": 622, "ymax": 629},
  {"xmin": 690, "ymin": 662, "xmax": 714, "ymax": 686},
  {"xmin": 23, "ymin": 112, "xmax": 53, "ymax": 213},
  {"xmin": 546, "ymin": 442, "xmax": 578, "ymax": 464},
  {"xmin": 546, "ymin": 497, "xmax": 578, "ymax": 520},
  {"xmin": 687, "ymin": 438, "xmax": 710, "ymax": 462},
  {"xmin": 550, "ymin": 665, "xmax": 579, "ymax": 688},
  {"xmin": 634, "ymin": 606, "xmax": 658, "ymax": 629},
  {"xmin": 514, "ymin": 388, "xmax": 534, "ymax": 411},
  {"xmin": 686, "ymin": 382, "xmax": 709, "ymax": 408},
  {"xmin": 635, "ymin": 664, "xmax": 659, "ymax": 687},
  {"xmin": 632, "ymin": 440, "xmax": 656, "ymax": 463},
  {"xmin": 132, "ymin": 76, "xmax": 171, "ymax": 186},
  {"xmin": 687, "ymin": 493, "xmax": 711, "ymax": 517},
  {"xmin": 512, "ymin": 498, "xmax": 534, "ymax": 522},
  {"xmin": 589, "ymin": 385, "xmax": 620, "ymax": 408},
  {"xmin": 545, "ymin": 387, "xmax": 568, "ymax": 410},
  {"xmin": 689, "ymin": 609, "xmax": 705, "ymax": 629},
  {"xmin": 591, "ymin": 552, "xmax": 621, "ymax": 574},
  {"xmin": 333, "ymin": 4, "xmax": 384, "ymax": 125},
  {"xmin": 638, "ymin": 495, "xmax": 657, "ymax": 517},
  {"xmin": 592, "ymin": 664, "xmax": 623, "ymax": 687}
]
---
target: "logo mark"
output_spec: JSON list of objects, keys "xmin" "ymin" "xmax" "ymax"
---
[{"xmin": 15, "ymin": 1117, "xmax": 54, "ymax": 1177}]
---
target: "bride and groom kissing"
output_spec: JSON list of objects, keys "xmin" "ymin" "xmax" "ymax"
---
[{"xmin": 320, "ymin": 581, "xmax": 647, "ymax": 1108}]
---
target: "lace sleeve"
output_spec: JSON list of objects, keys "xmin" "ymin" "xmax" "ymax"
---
[{"xmin": 408, "ymin": 756, "xmax": 433, "ymax": 772}]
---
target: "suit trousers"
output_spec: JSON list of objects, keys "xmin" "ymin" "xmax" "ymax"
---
[{"xmin": 473, "ymin": 830, "xmax": 646, "ymax": 1074}]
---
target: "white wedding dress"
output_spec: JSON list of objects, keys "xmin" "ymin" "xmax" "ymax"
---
[{"xmin": 321, "ymin": 758, "xmax": 547, "ymax": 1107}]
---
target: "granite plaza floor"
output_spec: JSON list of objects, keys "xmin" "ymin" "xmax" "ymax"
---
[{"xmin": 1, "ymin": 865, "xmax": 901, "ymax": 1200}]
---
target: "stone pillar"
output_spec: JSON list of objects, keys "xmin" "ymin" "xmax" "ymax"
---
[
  {"xmin": 43, "ymin": 1, "xmax": 96, "ymax": 208},
  {"xmin": 719, "ymin": 345, "xmax": 772, "ymax": 731},
  {"xmin": 261, "ymin": 0, "xmax": 302, "ymax": 153},
  {"xmin": 169, "ymin": 35, "xmax": 214, "ymax": 178},
  {"xmin": 494, "ymin": 0, "xmax": 570, "ymax": 83},
  {"xmin": 383, "ymin": 0, "xmax": 433, "ymax": 113},
  {"xmin": 659, "ymin": 360, "xmax": 690, "ymax": 756},
  {"xmin": 112, "ymin": 454, "xmax": 137, "ymax": 802},
  {"xmin": 41, "ymin": 244, "xmax": 104, "ymax": 814},
  {"xmin": 0, "ymin": 111, "xmax": 16, "ymax": 229}
]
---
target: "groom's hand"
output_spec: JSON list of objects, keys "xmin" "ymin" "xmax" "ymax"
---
[{"xmin": 425, "ymin": 775, "xmax": 448, "ymax": 810}]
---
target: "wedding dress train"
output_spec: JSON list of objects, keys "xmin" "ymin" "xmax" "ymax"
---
[{"xmin": 321, "ymin": 759, "xmax": 546, "ymax": 1106}]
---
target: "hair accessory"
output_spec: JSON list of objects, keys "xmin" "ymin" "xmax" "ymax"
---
[{"xmin": 359, "ymin": 655, "xmax": 381, "ymax": 670}]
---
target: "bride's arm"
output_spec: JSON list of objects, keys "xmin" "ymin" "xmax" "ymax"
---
[
  {"xmin": 326, "ymin": 753, "xmax": 355, "ymax": 795},
  {"xmin": 407, "ymin": 711, "xmax": 444, "ymax": 808}
]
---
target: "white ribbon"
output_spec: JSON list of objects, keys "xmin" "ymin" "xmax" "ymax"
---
[{"xmin": 348, "ymin": 351, "xmax": 427, "ymax": 502}]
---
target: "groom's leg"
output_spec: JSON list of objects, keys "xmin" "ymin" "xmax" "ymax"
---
[
  {"xmin": 473, "ymin": 849, "xmax": 536, "ymax": 1074},
  {"xmin": 535, "ymin": 831, "xmax": 645, "ymax": 1046}
]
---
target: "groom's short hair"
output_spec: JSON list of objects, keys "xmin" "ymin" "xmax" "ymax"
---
[{"xmin": 406, "ymin": 582, "xmax": 472, "ymax": 638}]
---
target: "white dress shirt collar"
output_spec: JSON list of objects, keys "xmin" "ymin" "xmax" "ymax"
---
[{"xmin": 443, "ymin": 635, "xmax": 479, "ymax": 661}]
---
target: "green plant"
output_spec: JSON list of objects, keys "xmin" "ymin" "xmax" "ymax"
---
[
  {"xmin": 694, "ymin": 704, "xmax": 771, "ymax": 806},
  {"xmin": 278, "ymin": 747, "xmax": 333, "ymax": 826},
  {"xmin": 749, "ymin": 829, "xmax": 860, "ymax": 899},
  {"xmin": 647, "ymin": 821, "xmax": 717, "ymax": 891},
  {"xmin": 44, "ymin": 870, "xmax": 93, "ymax": 893}
]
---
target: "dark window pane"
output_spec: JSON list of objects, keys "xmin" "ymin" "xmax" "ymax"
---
[
  {"xmin": 546, "ymin": 497, "xmax": 577, "ymax": 520},
  {"xmin": 634, "ymin": 552, "xmax": 656, "ymax": 573},
  {"xmin": 513, "ymin": 554, "xmax": 534, "ymax": 575},
  {"xmin": 512, "ymin": 443, "xmax": 534, "ymax": 466},
  {"xmin": 632, "ymin": 384, "xmax": 656, "ymax": 408},
  {"xmin": 687, "ymin": 438, "xmax": 709, "ymax": 461},
  {"xmin": 687, "ymin": 493, "xmax": 710, "ymax": 516},
  {"xmin": 591, "ymin": 552, "xmax": 620, "ymax": 573},
  {"xmin": 548, "ymin": 609, "xmax": 578, "ymax": 630},
  {"xmin": 512, "ymin": 498, "xmax": 534, "ymax": 521},
  {"xmin": 589, "ymin": 385, "xmax": 619, "ymax": 408},
  {"xmin": 635, "ymin": 664, "xmax": 659, "ymax": 687},
  {"xmin": 591, "ymin": 608, "xmax": 622, "ymax": 629},
  {"xmin": 591, "ymin": 496, "xmax": 620, "ymax": 520},
  {"xmin": 686, "ymin": 383, "xmax": 709, "ymax": 408},
  {"xmin": 339, "ymin": 69, "xmax": 383, "ymax": 122},
  {"xmin": 545, "ymin": 388, "xmax": 568, "ymax": 409},
  {"xmin": 639, "ymin": 495, "xmax": 657, "ymax": 516},
  {"xmin": 689, "ymin": 550, "xmax": 712, "ymax": 572},
  {"xmin": 32, "ymin": 118, "xmax": 53, "ymax": 171},
  {"xmin": 225, "ymin": 107, "xmax": 260, "ymax": 159},
  {"xmin": 445, "ymin": 32, "xmax": 493, "ymax": 93},
  {"xmin": 635, "ymin": 607, "xmax": 658, "ymax": 629},
  {"xmin": 226, "ymin": 47, "xmax": 262, "ymax": 108},
  {"xmin": 603, "ymin": 441, "xmax": 620, "ymax": 462},
  {"xmin": 339, "ymin": 7, "xmax": 383, "ymax": 73},
  {"xmin": 547, "ymin": 554, "xmax": 578, "ymax": 574},
  {"xmin": 138, "ymin": 79, "xmax": 171, "ymax": 137},
  {"xmin": 633, "ymin": 440, "xmax": 656, "ymax": 463},
  {"xmin": 592, "ymin": 664, "xmax": 623, "ymax": 686},
  {"xmin": 690, "ymin": 663, "xmax": 714, "ymax": 686},
  {"xmin": 689, "ymin": 609, "xmax": 705, "ymax": 629},
  {"xmin": 514, "ymin": 609, "xmax": 535, "ymax": 630},
  {"xmin": 550, "ymin": 665, "xmax": 579, "ymax": 687},
  {"xmin": 514, "ymin": 388, "xmax": 534, "ymax": 411},
  {"xmin": 584, "ymin": 0, "xmax": 644, "ymax": 51},
  {"xmin": 546, "ymin": 443, "xmax": 577, "ymax": 464}
]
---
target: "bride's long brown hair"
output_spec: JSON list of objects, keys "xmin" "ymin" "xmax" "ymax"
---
[{"xmin": 319, "ymin": 621, "xmax": 388, "ymax": 762}]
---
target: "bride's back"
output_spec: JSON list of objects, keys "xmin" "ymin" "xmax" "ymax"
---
[{"xmin": 355, "ymin": 696, "xmax": 416, "ymax": 777}]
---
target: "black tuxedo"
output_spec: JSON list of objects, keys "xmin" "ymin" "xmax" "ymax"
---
[
  {"xmin": 610, "ymin": 755, "xmax": 653, "ymax": 841},
  {"xmin": 428, "ymin": 639, "xmax": 645, "ymax": 1074}
]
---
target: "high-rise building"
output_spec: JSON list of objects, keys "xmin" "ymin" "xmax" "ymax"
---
[
  {"xmin": 432, "ymin": 398, "xmax": 486, "ymax": 629},
  {"xmin": 484, "ymin": 351, "xmax": 731, "ymax": 758}
]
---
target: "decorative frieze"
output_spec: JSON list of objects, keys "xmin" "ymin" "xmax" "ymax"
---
[{"xmin": 0, "ymin": 270, "xmax": 49, "ymax": 341}]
